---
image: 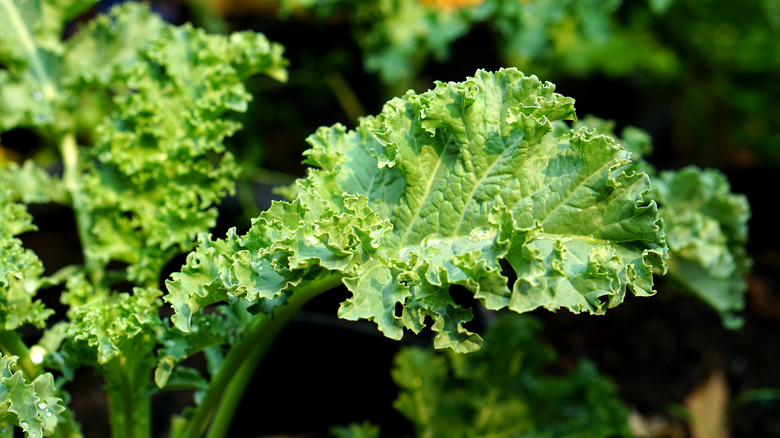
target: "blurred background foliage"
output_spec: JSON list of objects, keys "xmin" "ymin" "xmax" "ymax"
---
[{"xmin": 175, "ymin": 0, "xmax": 780, "ymax": 172}]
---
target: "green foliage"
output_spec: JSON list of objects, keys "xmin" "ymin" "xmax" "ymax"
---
[
  {"xmin": 389, "ymin": 313, "xmax": 633, "ymax": 437},
  {"xmin": 0, "ymin": 188, "xmax": 49, "ymax": 331},
  {"xmin": 267, "ymin": 0, "xmax": 660, "ymax": 91},
  {"xmin": 0, "ymin": 1, "xmax": 288, "ymax": 437}
]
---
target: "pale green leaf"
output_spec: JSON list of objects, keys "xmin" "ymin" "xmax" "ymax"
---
[
  {"xmin": 304, "ymin": 68, "xmax": 666, "ymax": 350},
  {"xmin": 0, "ymin": 0, "xmax": 63, "ymax": 131},
  {"xmin": 168, "ymin": 68, "xmax": 666, "ymax": 354},
  {"xmin": 0, "ymin": 161, "xmax": 66, "ymax": 204}
]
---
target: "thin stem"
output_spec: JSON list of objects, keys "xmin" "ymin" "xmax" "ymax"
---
[
  {"xmin": 0, "ymin": 331, "xmax": 40, "ymax": 378},
  {"xmin": 203, "ymin": 309, "xmax": 293, "ymax": 438},
  {"xmin": 324, "ymin": 71, "xmax": 366, "ymax": 126},
  {"xmin": 180, "ymin": 273, "xmax": 343, "ymax": 438}
]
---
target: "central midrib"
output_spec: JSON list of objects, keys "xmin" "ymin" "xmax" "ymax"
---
[{"xmin": 1, "ymin": 0, "xmax": 58, "ymax": 99}]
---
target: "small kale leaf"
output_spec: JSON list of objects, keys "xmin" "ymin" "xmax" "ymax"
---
[
  {"xmin": 0, "ymin": 352, "xmax": 65, "ymax": 438},
  {"xmin": 573, "ymin": 116, "xmax": 752, "ymax": 329},
  {"xmin": 0, "ymin": 187, "xmax": 51, "ymax": 331},
  {"xmin": 652, "ymin": 166, "xmax": 751, "ymax": 328}
]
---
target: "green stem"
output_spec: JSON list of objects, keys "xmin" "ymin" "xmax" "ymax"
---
[
  {"xmin": 0, "ymin": 331, "xmax": 39, "ymax": 378},
  {"xmin": 59, "ymin": 132, "xmax": 103, "ymax": 287},
  {"xmin": 180, "ymin": 273, "xmax": 344, "ymax": 438},
  {"xmin": 324, "ymin": 71, "xmax": 366, "ymax": 125}
]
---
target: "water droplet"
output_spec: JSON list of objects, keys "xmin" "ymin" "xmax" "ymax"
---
[
  {"xmin": 37, "ymin": 402, "xmax": 47, "ymax": 410},
  {"xmin": 44, "ymin": 409, "xmax": 53, "ymax": 418},
  {"xmin": 32, "ymin": 91, "xmax": 43, "ymax": 101}
]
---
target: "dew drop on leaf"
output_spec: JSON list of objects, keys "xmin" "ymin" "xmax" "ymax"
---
[{"xmin": 32, "ymin": 91, "xmax": 43, "ymax": 102}]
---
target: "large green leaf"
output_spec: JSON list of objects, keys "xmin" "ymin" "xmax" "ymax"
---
[{"xmin": 167, "ymin": 68, "xmax": 667, "ymax": 352}]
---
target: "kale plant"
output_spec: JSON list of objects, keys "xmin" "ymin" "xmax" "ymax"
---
[{"xmin": 0, "ymin": 2, "xmax": 751, "ymax": 437}]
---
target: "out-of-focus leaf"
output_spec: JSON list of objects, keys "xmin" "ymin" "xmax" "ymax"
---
[
  {"xmin": 167, "ymin": 68, "xmax": 667, "ymax": 353},
  {"xmin": 0, "ymin": 161, "xmax": 66, "ymax": 204},
  {"xmin": 652, "ymin": 166, "xmax": 751, "ymax": 328},
  {"xmin": 0, "ymin": 188, "xmax": 50, "ymax": 331},
  {"xmin": 330, "ymin": 421, "xmax": 381, "ymax": 438},
  {"xmin": 391, "ymin": 313, "xmax": 634, "ymax": 438},
  {"xmin": 684, "ymin": 366, "xmax": 730, "ymax": 438},
  {"xmin": 0, "ymin": 0, "xmax": 99, "ymax": 132}
]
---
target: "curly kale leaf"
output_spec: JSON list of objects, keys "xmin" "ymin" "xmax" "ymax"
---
[
  {"xmin": 60, "ymin": 3, "xmax": 288, "ymax": 285},
  {"xmin": 167, "ymin": 68, "xmax": 667, "ymax": 352}
]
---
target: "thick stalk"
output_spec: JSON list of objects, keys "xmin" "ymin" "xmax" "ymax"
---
[
  {"xmin": 180, "ymin": 273, "xmax": 344, "ymax": 438},
  {"xmin": 59, "ymin": 132, "xmax": 103, "ymax": 287},
  {"xmin": 105, "ymin": 355, "xmax": 152, "ymax": 438}
]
